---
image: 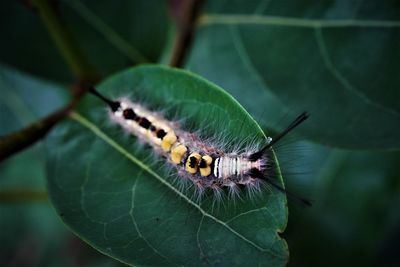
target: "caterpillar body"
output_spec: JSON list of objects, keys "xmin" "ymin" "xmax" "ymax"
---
[{"xmin": 90, "ymin": 87, "xmax": 310, "ymax": 205}]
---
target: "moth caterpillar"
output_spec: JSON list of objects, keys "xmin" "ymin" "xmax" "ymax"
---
[{"xmin": 89, "ymin": 87, "xmax": 310, "ymax": 205}]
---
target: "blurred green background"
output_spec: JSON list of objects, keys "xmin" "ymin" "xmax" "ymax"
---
[{"xmin": 1, "ymin": 0, "xmax": 399, "ymax": 266}]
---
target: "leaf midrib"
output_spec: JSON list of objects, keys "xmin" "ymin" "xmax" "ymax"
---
[
  {"xmin": 198, "ymin": 14, "xmax": 400, "ymax": 28},
  {"xmin": 69, "ymin": 111, "xmax": 284, "ymax": 258}
]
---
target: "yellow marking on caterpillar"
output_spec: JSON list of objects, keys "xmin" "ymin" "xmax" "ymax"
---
[
  {"xmin": 161, "ymin": 131, "xmax": 177, "ymax": 152},
  {"xmin": 185, "ymin": 153, "xmax": 201, "ymax": 174},
  {"xmin": 171, "ymin": 144, "xmax": 188, "ymax": 164},
  {"xmin": 199, "ymin": 155, "xmax": 213, "ymax": 177},
  {"xmin": 200, "ymin": 166, "xmax": 211, "ymax": 176},
  {"xmin": 202, "ymin": 155, "xmax": 213, "ymax": 165}
]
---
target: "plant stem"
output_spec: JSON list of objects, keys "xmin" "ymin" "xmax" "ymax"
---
[
  {"xmin": 0, "ymin": 80, "xmax": 88, "ymax": 162},
  {"xmin": 169, "ymin": 0, "xmax": 204, "ymax": 68},
  {"xmin": 0, "ymin": 0, "xmax": 101, "ymax": 162},
  {"xmin": 30, "ymin": 0, "xmax": 98, "ymax": 82},
  {"xmin": 0, "ymin": 97, "xmax": 77, "ymax": 162},
  {"xmin": 0, "ymin": 189, "xmax": 48, "ymax": 202}
]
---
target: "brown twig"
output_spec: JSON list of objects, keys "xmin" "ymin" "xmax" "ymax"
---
[
  {"xmin": 0, "ymin": 189, "xmax": 48, "ymax": 202},
  {"xmin": 0, "ymin": 87, "xmax": 85, "ymax": 162},
  {"xmin": 169, "ymin": 0, "xmax": 204, "ymax": 68},
  {"xmin": 0, "ymin": 0, "xmax": 100, "ymax": 162}
]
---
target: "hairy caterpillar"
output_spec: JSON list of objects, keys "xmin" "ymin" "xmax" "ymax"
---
[{"xmin": 89, "ymin": 87, "xmax": 310, "ymax": 206}]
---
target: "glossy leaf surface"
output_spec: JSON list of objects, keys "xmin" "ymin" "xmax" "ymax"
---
[
  {"xmin": 0, "ymin": 65, "xmax": 123, "ymax": 267},
  {"xmin": 46, "ymin": 65, "xmax": 288, "ymax": 266},
  {"xmin": 0, "ymin": 0, "xmax": 168, "ymax": 82},
  {"xmin": 187, "ymin": 1, "xmax": 400, "ymax": 149}
]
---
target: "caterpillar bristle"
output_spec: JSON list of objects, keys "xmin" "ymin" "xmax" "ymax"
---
[
  {"xmin": 88, "ymin": 86, "xmax": 310, "ymax": 207},
  {"xmin": 248, "ymin": 112, "xmax": 309, "ymax": 161},
  {"xmin": 89, "ymin": 86, "xmax": 121, "ymax": 112}
]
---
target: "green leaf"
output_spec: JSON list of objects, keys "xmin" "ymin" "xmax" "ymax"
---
[
  {"xmin": 0, "ymin": 64, "xmax": 64, "ymax": 200},
  {"xmin": 286, "ymin": 148, "xmax": 400, "ymax": 266},
  {"xmin": 46, "ymin": 65, "xmax": 288, "ymax": 266},
  {"xmin": 0, "ymin": 65, "xmax": 124, "ymax": 267},
  {"xmin": 187, "ymin": 1, "xmax": 400, "ymax": 150},
  {"xmin": 0, "ymin": 64, "xmax": 66, "ymax": 136},
  {"xmin": 0, "ymin": 0, "xmax": 169, "ymax": 82}
]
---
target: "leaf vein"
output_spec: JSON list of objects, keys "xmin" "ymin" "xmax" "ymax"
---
[
  {"xmin": 314, "ymin": 27, "xmax": 400, "ymax": 117},
  {"xmin": 198, "ymin": 14, "xmax": 400, "ymax": 28},
  {"xmin": 129, "ymin": 176, "xmax": 174, "ymax": 265},
  {"xmin": 63, "ymin": 0, "xmax": 149, "ymax": 63},
  {"xmin": 70, "ymin": 111, "xmax": 283, "ymax": 258},
  {"xmin": 228, "ymin": 25, "xmax": 288, "ymax": 114}
]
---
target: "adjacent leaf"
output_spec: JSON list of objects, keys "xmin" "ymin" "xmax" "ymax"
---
[
  {"xmin": 46, "ymin": 65, "xmax": 288, "ymax": 266},
  {"xmin": 0, "ymin": 63, "xmax": 65, "ymax": 188},
  {"xmin": 286, "ymin": 148, "xmax": 400, "ymax": 266},
  {"xmin": 0, "ymin": 0, "xmax": 169, "ymax": 82},
  {"xmin": 187, "ymin": 0, "xmax": 400, "ymax": 149},
  {"xmin": 0, "ymin": 64, "xmax": 66, "ymax": 136},
  {"xmin": 0, "ymin": 65, "xmax": 123, "ymax": 267}
]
